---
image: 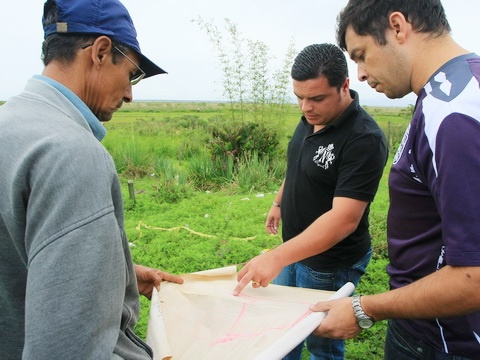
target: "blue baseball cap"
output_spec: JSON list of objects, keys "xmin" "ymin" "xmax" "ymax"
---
[{"xmin": 43, "ymin": 0, "xmax": 166, "ymax": 78}]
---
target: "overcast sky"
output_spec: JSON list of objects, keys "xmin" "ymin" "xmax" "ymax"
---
[{"xmin": 1, "ymin": 0, "xmax": 479, "ymax": 107}]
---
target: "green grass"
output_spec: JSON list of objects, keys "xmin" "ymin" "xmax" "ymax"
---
[{"xmin": 104, "ymin": 102, "xmax": 409, "ymax": 359}]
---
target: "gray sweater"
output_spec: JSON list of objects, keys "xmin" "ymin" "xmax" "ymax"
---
[{"xmin": 0, "ymin": 78, "xmax": 152, "ymax": 359}]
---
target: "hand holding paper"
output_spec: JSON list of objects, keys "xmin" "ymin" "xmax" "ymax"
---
[
  {"xmin": 134, "ymin": 264, "xmax": 183, "ymax": 300},
  {"xmin": 309, "ymin": 294, "xmax": 362, "ymax": 340}
]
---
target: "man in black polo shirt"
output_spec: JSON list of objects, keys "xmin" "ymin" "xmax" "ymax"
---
[{"xmin": 233, "ymin": 43, "xmax": 387, "ymax": 360}]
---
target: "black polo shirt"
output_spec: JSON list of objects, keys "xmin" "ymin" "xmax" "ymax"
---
[{"xmin": 282, "ymin": 90, "xmax": 388, "ymax": 270}]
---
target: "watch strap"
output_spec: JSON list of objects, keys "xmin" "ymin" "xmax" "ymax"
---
[{"xmin": 352, "ymin": 295, "xmax": 375, "ymax": 329}]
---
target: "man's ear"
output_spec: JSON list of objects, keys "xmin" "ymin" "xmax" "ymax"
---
[
  {"xmin": 90, "ymin": 36, "xmax": 113, "ymax": 65},
  {"xmin": 342, "ymin": 77, "xmax": 350, "ymax": 92},
  {"xmin": 389, "ymin": 11, "xmax": 409, "ymax": 44}
]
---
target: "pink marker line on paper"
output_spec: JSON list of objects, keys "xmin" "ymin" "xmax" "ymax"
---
[{"xmin": 210, "ymin": 295, "xmax": 313, "ymax": 345}]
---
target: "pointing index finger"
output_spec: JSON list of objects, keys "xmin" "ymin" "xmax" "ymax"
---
[{"xmin": 232, "ymin": 273, "xmax": 251, "ymax": 296}]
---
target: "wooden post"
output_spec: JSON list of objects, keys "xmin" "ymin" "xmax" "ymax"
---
[{"xmin": 128, "ymin": 180, "xmax": 136, "ymax": 203}]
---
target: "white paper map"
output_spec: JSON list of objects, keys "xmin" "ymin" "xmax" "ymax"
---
[{"xmin": 146, "ymin": 266, "xmax": 354, "ymax": 360}]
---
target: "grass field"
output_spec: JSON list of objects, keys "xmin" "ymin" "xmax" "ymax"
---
[{"xmin": 105, "ymin": 101, "xmax": 411, "ymax": 359}]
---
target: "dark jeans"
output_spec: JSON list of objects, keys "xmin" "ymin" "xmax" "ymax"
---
[{"xmin": 384, "ymin": 320, "xmax": 472, "ymax": 360}]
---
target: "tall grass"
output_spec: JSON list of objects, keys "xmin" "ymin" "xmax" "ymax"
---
[
  {"xmin": 187, "ymin": 154, "xmax": 235, "ymax": 190},
  {"xmin": 233, "ymin": 152, "xmax": 285, "ymax": 193}
]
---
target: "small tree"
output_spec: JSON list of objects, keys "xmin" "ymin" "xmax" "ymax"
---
[
  {"xmin": 194, "ymin": 18, "xmax": 248, "ymax": 122},
  {"xmin": 247, "ymin": 39, "xmax": 269, "ymax": 121},
  {"xmin": 269, "ymin": 38, "xmax": 296, "ymax": 121},
  {"xmin": 194, "ymin": 17, "xmax": 296, "ymax": 123}
]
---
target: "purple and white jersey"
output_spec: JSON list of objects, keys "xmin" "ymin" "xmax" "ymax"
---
[{"xmin": 387, "ymin": 54, "xmax": 480, "ymax": 357}]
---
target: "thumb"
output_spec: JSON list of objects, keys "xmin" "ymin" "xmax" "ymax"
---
[{"xmin": 309, "ymin": 301, "xmax": 332, "ymax": 313}]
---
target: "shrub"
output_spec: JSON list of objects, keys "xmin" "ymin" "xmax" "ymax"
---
[{"xmin": 208, "ymin": 118, "xmax": 280, "ymax": 163}]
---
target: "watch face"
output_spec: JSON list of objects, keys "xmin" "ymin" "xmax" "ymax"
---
[{"xmin": 358, "ymin": 318, "xmax": 374, "ymax": 329}]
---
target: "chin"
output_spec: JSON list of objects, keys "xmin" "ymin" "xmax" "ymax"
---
[
  {"xmin": 381, "ymin": 86, "xmax": 412, "ymax": 99},
  {"xmin": 384, "ymin": 91, "xmax": 409, "ymax": 100},
  {"xmin": 385, "ymin": 93, "xmax": 398, "ymax": 99},
  {"xmin": 98, "ymin": 113, "xmax": 114, "ymax": 122},
  {"xmin": 305, "ymin": 116, "xmax": 320, "ymax": 124}
]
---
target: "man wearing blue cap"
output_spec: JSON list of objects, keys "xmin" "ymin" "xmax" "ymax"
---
[{"xmin": 0, "ymin": 0, "xmax": 182, "ymax": 359}]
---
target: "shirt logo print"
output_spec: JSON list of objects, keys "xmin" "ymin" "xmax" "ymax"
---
[
  {"xmin": 393, "ymin": 124, "xmax": 410, "ymax": 165},
  {"xmin": 313, "ymin": 143, "xmax": 335, "ymax": 169}
]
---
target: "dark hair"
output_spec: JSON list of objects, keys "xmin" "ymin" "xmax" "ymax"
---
[
  {"xmin": 41, "ymin": 0, "xmax": 129, "ymax": 66},
  {"xmin": 291, "ymin": 43, "xmax": 348, "ymax": 90},
  {"xmin": 336, "ymin": 0, "xmax": 451, "ymax": 51}
]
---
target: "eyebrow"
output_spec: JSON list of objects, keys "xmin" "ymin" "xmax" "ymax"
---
[
  {"xmin": 349, "ymin": 49, "xmax": 359, "ymax": 61},
  {"xmin": 294, "ymin": 92, "xmax": 326, "ymax": 101}
]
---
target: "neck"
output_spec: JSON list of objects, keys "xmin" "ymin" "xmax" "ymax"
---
[{"xmin": 411, "ymin": 34, "xmax": 470, "ymax": 94}]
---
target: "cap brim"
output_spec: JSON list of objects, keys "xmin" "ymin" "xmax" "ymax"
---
[{"xmin": 138, "ymin": 53, "xmax": 167, "ymax": 78}]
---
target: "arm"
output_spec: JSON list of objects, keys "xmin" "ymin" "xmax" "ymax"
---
[
  {"xmin": 134, "ymin": 264, "xmax": 183, "ymax": 300},
  {"xmin": 233, "ymin": 196, "xmax": 368, "ymax": 295},
  {"xmin": 265, "ymin": 180, "xmax": 285, "ymax": 235},
  {"xmin": 22, "ymin": 139, "xmax": 143, "ymax": 358},
  {"xmin": 311, "ymin": 265, "xmax": 480, "ymax": 339},
  {"xmin": 25, "ymin": 210, "xmax": 132, "ymax": 358}
]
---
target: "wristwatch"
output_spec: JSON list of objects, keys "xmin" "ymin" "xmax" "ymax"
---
[{"xmin": 352, "ymin": 295, "xmax": 375, "ymax": 329}]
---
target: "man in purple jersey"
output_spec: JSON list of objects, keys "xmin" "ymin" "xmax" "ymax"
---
[{"xmin": 309, "ymin": 1, "xmax": 480, "ymax": 359}]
